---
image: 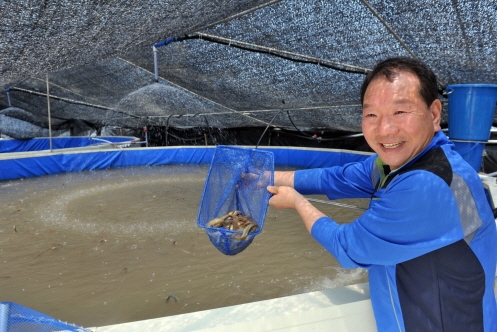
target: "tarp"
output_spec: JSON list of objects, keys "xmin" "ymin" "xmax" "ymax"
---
[
  {"xmin": 0, "ymin": 136, "xmax": 138, "ymax": 153},
  {"xmin": 0, "ymin": 147, "xmax": 371, "ymax": 181}
]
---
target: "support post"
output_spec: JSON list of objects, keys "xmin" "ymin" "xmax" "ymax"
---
[
  {"xmin": 46, "ymin": 73, "xmax": 53, "ymax": 152},
  {"xmin": 153, "ymin": 46, "xmax": 159, "ymax": 82},
  {"xmin": 5, "ymin": 89, "xmax": 11, "ymax": 107}
]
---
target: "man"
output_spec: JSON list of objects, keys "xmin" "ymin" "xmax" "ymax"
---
[{"xmin": 267, "ymin": 57, "xmax": 497, "ymax": 331}]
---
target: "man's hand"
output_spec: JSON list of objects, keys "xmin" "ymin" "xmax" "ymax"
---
[
  {"xmin": 267, "ymin": 185, "xmax": 301, "ymax": 210},
  {"xmin": 239, "ymin": 170, "xmax": 272, "ymax": 189},
  {"xmin": 267, "ymin": 185, "xmax": 326, "ymax": 233}
]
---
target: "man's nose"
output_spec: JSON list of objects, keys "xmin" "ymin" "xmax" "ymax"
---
[{"xmin": 376, "ymin": 115, "xmax": 398, "ymax": 135}]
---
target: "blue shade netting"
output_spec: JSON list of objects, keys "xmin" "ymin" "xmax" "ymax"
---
[
  {"xmin": 0, "ymin": 302, "xmax": 89, "ymax": 332},
  {"xmin": 197, "ymin": 146, "xmax": 274, "ymax": 255}
]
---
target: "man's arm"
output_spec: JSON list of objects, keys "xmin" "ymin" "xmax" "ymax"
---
[
  {"xmin": 274, "ymin": 171, "xmax": 295, "ymax": 187},
  {"xmin": 267, "ymin": 185, "xmax": 326, "ymax": 233}
]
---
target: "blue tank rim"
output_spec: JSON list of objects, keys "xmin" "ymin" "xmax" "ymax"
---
[{"xmin": 446, "ymin": 83, "xmax": 497, "ymax": 89}]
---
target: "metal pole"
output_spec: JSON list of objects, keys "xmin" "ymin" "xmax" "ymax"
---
[
  {"xmin": 153, "ymin": 46, "xmax": 159, "ymax": 82},
  {"xmin": 143, "ymin": 126, "xmax": 148, "ymax": 147},
  {"xmin": 5, "ymin": 88, "xmax": 11, "ymax": 107},
  {"xmin": 46, "ymin": 73, "xmax": 53, "ymax": 152}
]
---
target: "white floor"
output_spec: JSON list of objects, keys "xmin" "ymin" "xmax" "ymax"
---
[{"xmin": 89, "ymin": 283, "xmax": 376, "ymax": 332}]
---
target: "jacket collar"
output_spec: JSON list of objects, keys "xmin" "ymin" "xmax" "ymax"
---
[{"xmin": 375, "ymin": 130, "xmax": 448, "ymax": 177}]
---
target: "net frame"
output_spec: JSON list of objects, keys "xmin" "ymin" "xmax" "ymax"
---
[{"xmin": 197, "ymin": 145, "xmax": 274, "ymax": 255}]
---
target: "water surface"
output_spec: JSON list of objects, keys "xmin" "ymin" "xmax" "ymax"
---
[{"xmin": 0, "ymin": 165, "xmax": 368, "ymax": 327}]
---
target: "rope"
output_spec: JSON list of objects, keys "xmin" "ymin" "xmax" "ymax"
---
[
  {"xmin": 360, "ymin": 0, "xmax": 445, "ymax": 87},
  {"xmin": 273, "ymin": 128, "xmax": 364, "ymax": 142},
  {"xmin": 306, "ymin": 197, "xmax": 367, "ymax": 211},
  {"xmin": 9, "ymin": 86, "xmax": 141, "ymax": 119},
  {"xmin": 255, "ymin": 110, "xmax": 283, "ymax": 148},
  {"xmin": 117, "ymin": 57, "xmax": 276, "ymax": 128},
  {"xmin": 192, "ymin": 0, "xmax": 284, "ymax": 32},
  {"xmin": 120, "ymin": 103, "xmax": 362, "ymax": 119},
  {"xmin": 450, "ymin": 0, "xmax": 474, "ymax": 73},
  {"xmin": 286, "ymin": 110, "xmax": 312, "ymax": 137},
  {"xmin": 360, "ymin": 0, "xmax": 418, "ymax": 59},
  {"xmin": 9, "ymin": 87, "xmax": 113, "ymax": 111},
  {"xmin": 194, "ymin": 32, "xmax": 370, "ymax": 75}
]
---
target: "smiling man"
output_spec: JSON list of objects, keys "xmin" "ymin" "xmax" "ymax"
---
[{"xmin": 267, "ymin": 57, "xmax": 497, "ymax": 331}]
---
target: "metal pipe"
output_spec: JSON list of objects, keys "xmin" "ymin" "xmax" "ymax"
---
[
  {"xmin": 153, "ymin": 45, "xmax": 159, "ymax": 82},
  {"xmin": 5, "ymin": 88, "xmax": 11, "ymax": 107},
  {"xmin": 46, "ymin": 73, "xmax": 53, "ymax": 152},
  {"xmin": 143, "ymin": 126, "xmax": 148, "ymax": 147}
]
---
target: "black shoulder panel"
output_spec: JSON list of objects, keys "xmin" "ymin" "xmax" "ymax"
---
[{"xmin": 383, "ymin": 147, "xmax": 452, "ymax": 188}]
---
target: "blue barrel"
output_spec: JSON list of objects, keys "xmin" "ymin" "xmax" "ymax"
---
[
  {"xmin": 452, "ymin": 141, "xmax": 485, "ymax": 172},
  {"xmin": 447, "ymin": 84, "xmax": 497, "ymax": 171},
  {"xmin": 447, "ymin": 84, "xmax": 497, "ymax": 141}
]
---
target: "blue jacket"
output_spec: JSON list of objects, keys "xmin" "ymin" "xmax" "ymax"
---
[{"xmin": 294, "ymin": 131, "xmax": 497, "ymax": 331}]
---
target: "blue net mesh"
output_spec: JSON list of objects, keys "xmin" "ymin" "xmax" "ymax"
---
[
  {"xmin": 0, "ymin": 302, "xmax": 89, "ymax": 332},
  {"xmin": 197, "ymin": 146, "xmax": 274, "ymax": 255}
]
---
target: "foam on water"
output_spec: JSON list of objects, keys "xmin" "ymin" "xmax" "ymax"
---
[
  {"xmin": 36, "ymin": 176, "xmax": 201, "ymax": 236},
  {"xmin": 295, "ymin": 268, "xmax": 368, "ymax": 294}
]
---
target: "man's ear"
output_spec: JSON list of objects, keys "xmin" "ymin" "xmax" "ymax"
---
[{"xmin": 430, "ymin": 99, "xmax": 442, "ymax": 131}]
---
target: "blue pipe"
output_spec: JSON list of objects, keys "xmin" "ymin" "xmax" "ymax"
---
[
  {"xmin": 153, "ymin": 37, "xmax": 179, "ymax": 48},
  {"xmin": 153, "ymin": 37, "xmax": 180, "ymax": 81}
]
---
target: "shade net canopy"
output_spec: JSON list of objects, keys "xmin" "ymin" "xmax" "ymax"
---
[{"xmin": 0, "ymin": 0, "xmax": 496, "ymax": 140}]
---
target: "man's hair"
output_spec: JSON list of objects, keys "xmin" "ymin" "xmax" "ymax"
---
[{"xmin": 360, "ymin": 57, "xmax": 439, "ymax": 107}]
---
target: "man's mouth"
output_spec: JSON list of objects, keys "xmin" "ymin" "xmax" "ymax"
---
[{"xmin": 382, "ymin": 142, "xmax": 403, "ymax": 149}]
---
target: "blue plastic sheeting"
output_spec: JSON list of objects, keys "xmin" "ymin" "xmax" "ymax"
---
[
  {"xmin": 0, "ymin": 136, "xmax": 137, "ymax": 153},
  {"xmin": 0, "ymin": 146, "xmax": 371, "ymax": 181},
  {"xmin": 260, "ymin": 147, "xmax": 370, "ymax": 169},
  {"xmin": 0, "ymin": 302, "xmax": 89, "ymax": 332}
]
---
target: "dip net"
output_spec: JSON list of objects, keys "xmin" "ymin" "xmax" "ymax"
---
[{"xmin": 197, "ymin": 146, "xmax": 274, "ymax": 255}]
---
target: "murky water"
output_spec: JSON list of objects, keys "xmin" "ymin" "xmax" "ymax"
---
[{"xmin": 0, "ymin": 165, "xmax": 369, "ymax": 328}]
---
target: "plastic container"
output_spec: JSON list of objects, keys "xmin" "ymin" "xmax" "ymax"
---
[
  {"xmin": 447, "ymin": 84, "xmax": 497, "ymax": 171},
  {"xmin": 452, "ymin": 141, "xmax": 485, "ymax": 172},
  {"xmin": 447, "ymin": 84, "xmax": 497, "ymax": 141}
]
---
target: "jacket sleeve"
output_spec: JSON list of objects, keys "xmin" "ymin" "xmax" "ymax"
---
[
  {"xmin": 310, "ymin": 170, "xmax": 465, "ymax": 269},
  {"xmin": 294, "ymin": 155, "xmax": 377, "ymax": 198}
]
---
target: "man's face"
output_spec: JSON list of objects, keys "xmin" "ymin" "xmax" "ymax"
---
[{"xmin": 362, "ymin": 71, "xmax": 442, "ymax": 170}]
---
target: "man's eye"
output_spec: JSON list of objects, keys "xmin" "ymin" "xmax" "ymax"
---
[{"xmin": 363, "ymin": 113, "xmax": 376, "ymax": 118}]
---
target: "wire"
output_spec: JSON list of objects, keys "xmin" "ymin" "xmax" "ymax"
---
[
  {"xmin": 8, "ymin": 86, "xmax": 143, "ymax": 120},
  {"xmin": 360, "ymin": 0, "xmax": 445, "ymax": 88},
  {"xmin": 306, "ymin": 197, "xmax": 366, "ymax": 211},
  {"xmin": 276, "ymin": 128, "xmax": 364, "ymax": 142},
  {"xmin": 255, "ymin": 110, "xmax": 283, "ymax": 148},
  {"xmin": 192, "ymin": 0, "xmax": 284, "ymax": 32},
  {"xmin": 162, "ymin": 131, "xmax": 205, "ymax": 142},
  {"xmin": 286, "ymin": 110, "xmax": 314, "ymax": 137}
]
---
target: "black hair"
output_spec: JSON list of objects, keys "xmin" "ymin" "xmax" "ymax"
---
[{"xmin": 360, "ymin": 57, "xmax": 439, "ymax": 107}]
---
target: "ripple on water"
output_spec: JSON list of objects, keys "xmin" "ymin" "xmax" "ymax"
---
[{"xmin": 36, "ymin": 175, "xmax": 203, "ymax": 236}]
